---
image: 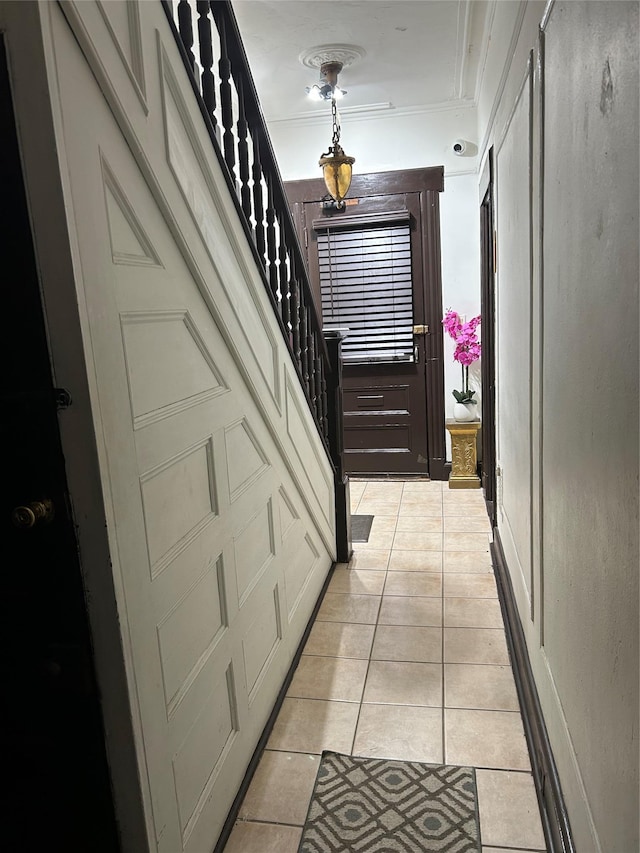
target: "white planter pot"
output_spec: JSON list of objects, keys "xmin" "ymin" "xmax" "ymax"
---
[{"xmin": 453, "ymin": 402, "xmax": 477, "ymax": 422}]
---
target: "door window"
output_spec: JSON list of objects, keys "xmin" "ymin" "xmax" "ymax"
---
[{"xmin": 317, "ymin": 219, "xmax": 413, "ymax": 364}]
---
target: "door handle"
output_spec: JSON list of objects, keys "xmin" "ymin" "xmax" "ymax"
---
[{"xmin": 11, "ymin": 498, "xmax": 54, "ymax": 530}]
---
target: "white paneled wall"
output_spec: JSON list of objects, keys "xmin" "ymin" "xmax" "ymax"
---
[{"xmin": 480, "ymin": 2, "xmax": 639, "ymax": 851}]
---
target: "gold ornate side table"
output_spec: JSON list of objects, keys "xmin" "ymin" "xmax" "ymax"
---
[{"xmin": 445, "ymin": 419, "xmax": 481, "ymax": 489}]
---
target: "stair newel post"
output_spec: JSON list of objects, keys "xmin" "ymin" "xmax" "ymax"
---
[{"xmin": 323, "ymin": 330, "xmax": 352, "ymax": 563}]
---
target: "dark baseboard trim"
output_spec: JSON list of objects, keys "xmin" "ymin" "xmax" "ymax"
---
[
  {"xmin": 213, "ymin": 562, "xmax": 336, "ymax": 853},
  {"xmin": 491, "ymin": 529, "xmax": 575, "ymax": 853},
  {"xmin": 484, "ymin": 496, "xmax": 496, "ymax": 529},
  {"xmin": 430, "ymin": 459, "xmax": 451, "ymax": 481}
]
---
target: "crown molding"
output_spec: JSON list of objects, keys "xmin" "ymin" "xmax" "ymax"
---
[
  {"xmin": 267, "ymin": 97, "xmax": 477, "ymax": 128},
  {"xmin": 471, "ymin": 0, "xmax": 498, "ymax": 105},
  {"xmin": 444, "ymin": 167, "xmax": 479, "ymax": 179},
  {"xmin": 478, "ymin": 0, "xmax": 528, "ymax": 166}
]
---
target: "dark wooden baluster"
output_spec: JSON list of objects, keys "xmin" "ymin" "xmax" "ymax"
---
[
  {"xmin": 251, "ymin": 136, "xmax": 266, "ymax": 263},
  {"xmin": 217, "ymin": 12, "xmax": 236, "ymax": 182},
  {"xmin": 235, "ymin": 78, "xmax": 252, "ymax": 222},
  {"xmin": 290, "ymin": 275, "xmax": 302, "ymax": 373},
  {"xmin": 319, "ymin": 357, "xmax": 329, "ymax": 439},
  {"xmin": 308, "ymin": 328, "xmax": 317, "ymax": 413},
  {"xmin": 177, "ymin": 0, "xmax": 196, "ymax": 71},
  {"xmin": 314, "ymin": 337, "xmax": 325, "ymax": 429},
  {"xmin": 289, "ymin": 256, "xmax": 301, "ymax": 361},
  {"xmin": 305, "ymin": 307, "xmax": 313, "ymax": 402},
  {"xmin": 265, "ymin": 175, "xmax": 278, "ymax": 301},
  {"xmin": 278, "ymin": 223, "xmax": 289, "ymax": 324},
  {"xmin": 196, "ymin": 1, "xmax": 217, "ymax": 129},
  {"xmin": 300, "ymin": 297, "xmax": 310, "ymax": 396},
  {"xmin": 281, "ymin": 244, "xmax": 292, "ymax": 334}
]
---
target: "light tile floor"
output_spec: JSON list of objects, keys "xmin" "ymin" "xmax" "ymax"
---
[{"xmin": 224, "ymin": 480, "xmax": 547, "ymax": 853}]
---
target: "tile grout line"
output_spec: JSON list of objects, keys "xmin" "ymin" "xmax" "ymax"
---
[
  {"xmin": 348, "ymin": 480, "xmax": 395, "ymax": 757},
  {"xmin": 259, "ymin": 744, "xmax": 538, "ymax": 774},
  {"xmin": 440, "ymin": 484, "xmax": 447, "ymax": 766}
]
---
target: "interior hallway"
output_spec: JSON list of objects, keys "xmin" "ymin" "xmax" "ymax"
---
[{"xmin": 223, "ymin": 479, "xmax": 547, "ymax": 852}]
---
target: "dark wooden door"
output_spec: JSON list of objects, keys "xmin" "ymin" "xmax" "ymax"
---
[
  {"xmin": 287, "ymin": 168, "xmax": 446, "ymax": 479},
  {"xmin": 310, "ymin": 194, "xmax": 428, "ymax": 474},
  {"xmin": 0, "ymin": 38, "xmax": 119, "ymax": 851}
]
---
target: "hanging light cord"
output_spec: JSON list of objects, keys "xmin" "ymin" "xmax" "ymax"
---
[{"xmin": 331, "ymin": 97, "xmax": 341, "ymax": 148}]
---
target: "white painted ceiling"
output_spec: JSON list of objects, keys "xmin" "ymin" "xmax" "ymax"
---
[{"xmin": 232, "ymin": 0, "xmax": 491, "ymax": 122}]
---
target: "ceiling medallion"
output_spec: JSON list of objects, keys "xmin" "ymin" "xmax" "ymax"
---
[{"xmin": 299, "ymin": 44, "xmax": 366, "ymax": 70}]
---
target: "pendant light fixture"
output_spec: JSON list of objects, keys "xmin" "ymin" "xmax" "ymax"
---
[
  {"xmin": 305, "ymin": 60, "xmax": 347, "ymax": 101},
  {"xmin": 300, "ymin": 47, "xmax": 363, "ymax": 209},
  {"xmin": 319, "ymin": 95, "xmax": 355, "ymax": 208}
]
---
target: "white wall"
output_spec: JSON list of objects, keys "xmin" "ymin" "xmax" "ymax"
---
[
  {"xmin": 440, "ymin": 173, "xmax": 481, "ymax": 428},
  {"xmin": 481, "ymin": 2, "xmax": 639, "ymax": 851},
  {"xmin": 539, "ymin": 6, "xmax": 638, "ymax": 849},
  {"xmin": 268, "ymin": 103, "xmax": 478, "ymax": 180}
]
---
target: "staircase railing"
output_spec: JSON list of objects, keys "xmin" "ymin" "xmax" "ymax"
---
[{"xmin": 162, "ymin": 0, "xmax": 331, "ymax": 449}]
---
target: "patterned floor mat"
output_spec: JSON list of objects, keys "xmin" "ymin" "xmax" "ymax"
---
[{"xmin": 298, "ymin": 752, "xmax": 480, "ymax": 852}]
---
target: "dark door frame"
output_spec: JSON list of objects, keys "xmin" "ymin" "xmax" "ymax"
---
[
  {"xmin": 286, "ymin": 167, "xmax": 447, "ymax": 480},
  {"xmin": 479, "ymin": 149, "xmax": 497, "ymax": 524}
]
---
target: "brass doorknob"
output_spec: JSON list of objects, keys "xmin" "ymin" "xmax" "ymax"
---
[{"xmin": 11, "ymin": 498, "xmax": 54, "ymax": 529}]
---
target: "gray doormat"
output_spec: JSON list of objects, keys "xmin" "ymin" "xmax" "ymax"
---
[
  {"xmin": 351, "ymin": 515, "xmax": 374, "ymax": 543},
  {"xmin": 298, "ymin": 752, "xmax": 480, "ymax": 853}
]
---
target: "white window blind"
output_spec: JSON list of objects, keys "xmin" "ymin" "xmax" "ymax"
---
[{"xmin": 316, "ymin": 219, "xmax": 414, "ymax": 363}]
